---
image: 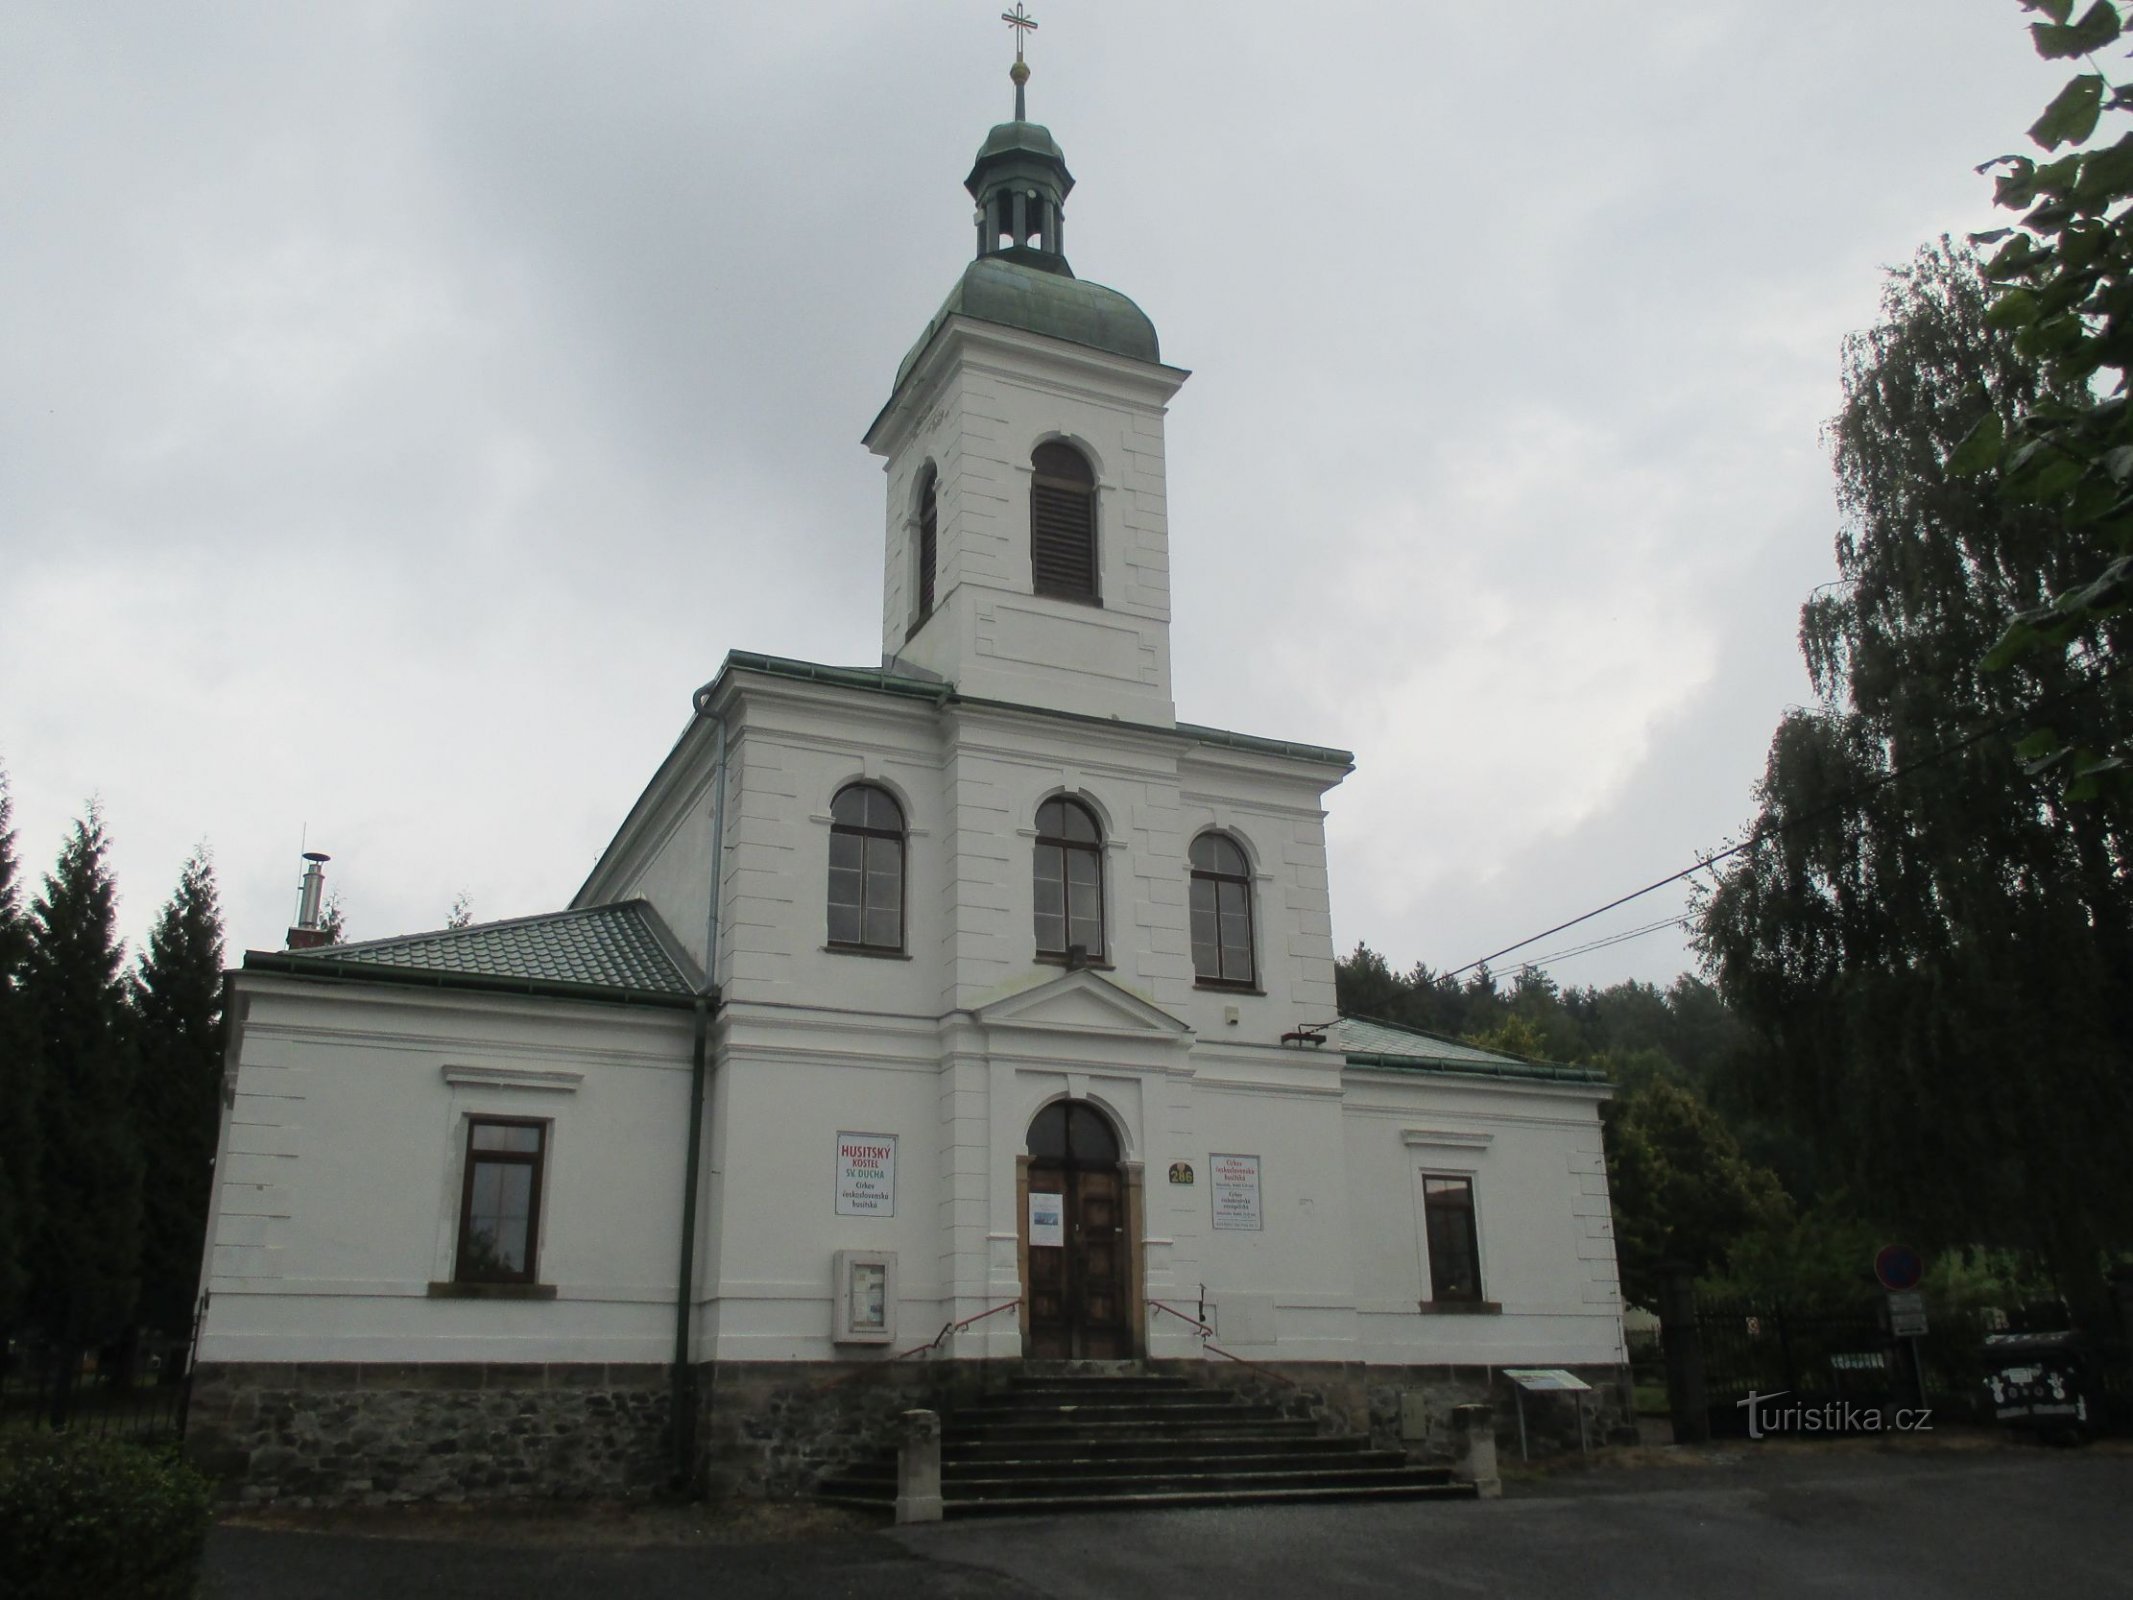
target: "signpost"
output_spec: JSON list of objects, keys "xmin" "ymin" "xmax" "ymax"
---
[
  {"xmin": 1875, "ymin": 1244, "xmax": 1924, "ymax": 1293},
  {"xmin": 1501, "ymin": 1368, "xmax": 1593, "ymax": 1463},
  {"xmin": 1876, "ymin": 1245, "xmax": 1929, "ymax": 1407}
]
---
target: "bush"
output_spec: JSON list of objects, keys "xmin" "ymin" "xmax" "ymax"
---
[{"xmin": 0, "ymin": 1432, "xmax": 212, "ymax": 1600}]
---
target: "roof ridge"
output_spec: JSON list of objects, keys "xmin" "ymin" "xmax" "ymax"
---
[
  {"xmin": 293, "ymin": 898, "xmax": 655, "ymax": 958},
  {"xmin": 1339, "ymin": 1012, "xmax": 1506, "ymax": 1052},
  {"xmin": 1334, "ymin": 1013, "xmax": 1583, "ymax": 1072}
]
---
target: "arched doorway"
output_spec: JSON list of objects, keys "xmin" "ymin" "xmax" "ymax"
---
[{"xmin": 1023, "ymin": 1100, "xmax": 1131, "ymax": 1359}]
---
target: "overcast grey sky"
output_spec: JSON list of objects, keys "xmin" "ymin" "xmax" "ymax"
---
[{"xmin": 0, "ymin": 3, "xmax": 2071, "ymax": 993}]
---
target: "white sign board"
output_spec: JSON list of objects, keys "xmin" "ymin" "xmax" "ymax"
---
[
  {"xmin": 1210, "ymin": 1153, "xmax": 1263, "ymax": 1231},
  {"xmin": 835, "ymin": 1132, "xmax": 897, "ymax": 1217},
  {"xmin": 1887, "ymin": 1290, "xmax": 1929, "ymax": 1337},
  {"xmin": 1027, "ymin": 1191, "xmax": 1065, "ymax": 1247},
  {"xmin": 1503, "ymin": 1368, "xmax": 1593, "ymax": 1393}
]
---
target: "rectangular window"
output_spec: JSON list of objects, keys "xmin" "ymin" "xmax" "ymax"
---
[
  {"xmin": 1422, "ymin": 1175, "xmax": 1481, "ymax": 1303},
  {"xmin": 457, "ymin": 1117, "xmax": 546, "ymax": 1284}
]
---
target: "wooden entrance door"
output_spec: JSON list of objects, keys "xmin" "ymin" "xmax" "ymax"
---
[{"xmin": 1025, "ymin": 1101, "xmax": 1131, "ymax": 1359}]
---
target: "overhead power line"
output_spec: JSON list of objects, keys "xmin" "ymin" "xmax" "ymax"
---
[
  {"xmin": 1440, "ymin": 670, "xmax": 2122, "ymax": 983},
  {"xmin": 1506, "ymin": 912, "xmax": 1691, "ymax": 975}
]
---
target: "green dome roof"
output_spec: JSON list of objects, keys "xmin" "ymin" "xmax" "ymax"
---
[
  {"xmin": 971, "ymin": 118, "xmax": 1065, "ymax": 168},
  {"xmin": 894, "ymin": 253, "xmax": 1160, "ymax": 391}
]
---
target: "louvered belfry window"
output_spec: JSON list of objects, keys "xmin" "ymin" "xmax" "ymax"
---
[
  {"xmin": 1030, "ymin": 441, "xmax": 1098, "ymax": 601},
  {"xmin": 916, "ymin": 470, "xmax": 938, "ymax": 622}
]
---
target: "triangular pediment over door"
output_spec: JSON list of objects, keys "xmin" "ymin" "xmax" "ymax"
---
[{"xmin": 974, "ymin": 969, "xmax": 1194, "ymax": 1044}]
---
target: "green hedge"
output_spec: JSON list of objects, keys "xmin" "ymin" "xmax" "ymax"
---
[{"xmin": 0, "ymin": 1432, "xmax": 212, "ymax": 1600}]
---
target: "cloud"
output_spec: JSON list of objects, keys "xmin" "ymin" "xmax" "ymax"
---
[{"xmin": 0, "ymin": 1, "xmax": 2072, "ymax": 991}]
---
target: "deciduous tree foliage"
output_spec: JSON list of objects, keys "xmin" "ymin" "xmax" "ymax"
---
[
  {"xmin": 1966, "ymin": 0, "xmax": 2133, "ymax": 787},
  {"xmin": 1604, "ymin": 1079, "xmax": 1791, "ymax": 1310},
  {"xmin": 23, "ymin": 808, "xmax": 142, "ymax": 1346},
  {"xmin": 130, "ymin": 850, "xmax": 224, "ymax": 1340},
  {"xmin": 1699, "ymin": 243, "xmax": 2133, "ymax": 1310}
]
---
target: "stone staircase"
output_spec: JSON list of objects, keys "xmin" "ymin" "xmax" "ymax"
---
[{"xmin": 811, "ymin": 1365, "xmax": 1476, "ymax": 1517}]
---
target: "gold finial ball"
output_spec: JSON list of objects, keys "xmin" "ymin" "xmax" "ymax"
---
[{"xmin": 1010, "ymin": 60, "xmax": 1030, "ymax": 85}]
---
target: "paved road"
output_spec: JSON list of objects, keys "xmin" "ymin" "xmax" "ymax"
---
[{"xmin": 205, "ymin": 1447, "xmax": 2133, "ymax": 1599}]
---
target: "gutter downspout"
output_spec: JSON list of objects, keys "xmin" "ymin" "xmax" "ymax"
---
[{"xmin": 671, "ymin": 699, "xmax": 727, "ymax": 1491}]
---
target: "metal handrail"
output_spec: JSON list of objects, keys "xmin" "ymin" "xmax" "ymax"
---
[
  {"xmin": 1147, "ymin": 1298, "xmax": 1216, "ymax": 1338},
  {"xmin": 1145, "ymin": 1298, "xmax": 1299, "ymax": 1389},
  {"xmin": 893, "ymin": 1297, "xmax": 1023, "ymax": 1361}
]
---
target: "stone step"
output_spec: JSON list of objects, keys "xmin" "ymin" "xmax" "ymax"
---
[
  {"xmin": 947, "ymin": 1481, "xmax": 1478, "ymax": 1517},
  {"xmin": 942, "ymin": 1416, "xmax": 1319, "ymax": 1444},
  {"xmin": 813, "ymin": 1480, "xmax": 1479, "ymax": 1517},
  {"xmin": 999, "ymin": 1375, "xmax": 1196, "ymax": 1393},
  {"xmin": 1015, "ymin": 1360, "xmax": 1149, "ymax": 1378},
  {"xmin": 823, "ymin": 1450, "xmax": 1424, "ymax": 1493},
  {"xmin": 943, "ymin": 1434, "xmax": 1381, "ymax": 1464},
  {"xmin": 981, "ymin": 1384, "xmax": 1213, "ymax": 1405},
  {"xmin": 809, "ymin": 1368, "xmax": 1478, "ymax": 1522},
  {"xmin": 953, "ymin": 1464, "xmax": 1454, "ymax": 1496},
  {"xmin": 951, "ymin": 1401, "xmax": 1287, "ymax": 1427}
]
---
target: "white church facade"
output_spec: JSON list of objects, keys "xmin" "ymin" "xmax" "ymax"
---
[{"xmin": 187, "ymin": 55, "xmax": 1627, "ymax": 1505}]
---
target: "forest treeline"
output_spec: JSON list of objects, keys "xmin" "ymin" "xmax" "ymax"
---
[{"xmin": 0, "ymin": 776, "xmax": 226, "ymax": 1376}]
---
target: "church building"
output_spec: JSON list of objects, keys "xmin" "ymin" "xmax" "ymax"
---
[{"xmin": 186, "ymin": 37, "xmax": 1628, "ymax": 1508}]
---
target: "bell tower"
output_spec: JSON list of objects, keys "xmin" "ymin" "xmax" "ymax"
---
[{"xmin": 863, "ymin": 17, "xmax": 1188, "ymax": 727}]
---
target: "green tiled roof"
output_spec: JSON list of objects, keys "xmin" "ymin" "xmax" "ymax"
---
[
  {"xmin": 1332, "ymin": 1016, "xmax": 1610, "ymax": 1087},
  {"xmin": 249, "ymin": 900, "xmax": 703, "ymax": 1005}
]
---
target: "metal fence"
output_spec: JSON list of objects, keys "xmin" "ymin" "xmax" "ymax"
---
[
  {"xmin": 1692, "ymin": 1297, "xmax": 2132, "ymax": 1437},
  {"xmin": 1695, "ymin": 1299, "xmax": 1928, "ymax": 1436},
  {"xmin": 1, "ymin": 1340, "xmax": 192, "ymax": 1442}
]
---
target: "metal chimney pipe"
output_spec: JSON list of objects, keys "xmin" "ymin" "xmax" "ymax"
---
[{"xmin": 295, "ymin": 851, "xmax": 330, "ymax": 930}]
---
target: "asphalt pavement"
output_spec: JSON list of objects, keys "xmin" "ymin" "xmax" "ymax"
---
[{"xmin": 204, "ymin": 1444, "xmax": 2133, "ymax": 1599}]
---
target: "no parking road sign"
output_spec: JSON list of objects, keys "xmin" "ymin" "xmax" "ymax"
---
[{"xmin": 1875, "ymin": 1244, "xmax": 1924, "ymax": 1293}]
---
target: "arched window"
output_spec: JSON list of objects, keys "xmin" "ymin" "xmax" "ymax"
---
[
  {"xmin": 1030, "ymin": 441, "xmax": 1097, "ymax": 602},
  {"xmin": 828, "ymin": 784, "xmax": 905, "ymax": 952},
  {"xmin": 1026, "ymin": 1100, "xmax": 1120, "ymax": 1165},
  {"xmin": 1034, "ymin": 796, "xmax": 1104, "ymax": 959},
  {"xmin": 914, "ymin": 468, "xmax": 938, "ymax": 625},
  {"xmin": 1189, "ymin": 832, "xmax": 1255, "ymax": 987}
]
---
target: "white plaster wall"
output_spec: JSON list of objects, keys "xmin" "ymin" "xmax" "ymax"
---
[
  {"xmin": 700, "ymin": 1019, "xmax": 944, "ymax": 1360},
  {"xmin": 874, "ymin": 322, "xmax": 1187, "ymax": 726},
  {"xmin": 1340, "ymin": 1069, "xmax": 1626, "ymax": 1367},
  {"xmin": 197, "ymin": 978, "xmax": 695, "ymax": 1364}
]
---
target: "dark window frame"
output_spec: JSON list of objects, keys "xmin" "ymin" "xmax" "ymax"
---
[
  {"xmin": 1033, "ymin": 796, "xmax": 1106, "ymax": 961},
  {"xmin": 914, "ymin": 468, "xmax": 938, "ymax": 628},
  {"xmin": 455, "ymin": 1116, "xmax": 547, "ymax": 1287},
  {"xmin": 828, "ymin": 783, "xmax": 908, "ymax": 954},
  {"xmin": 1030, "ymin": 441, "xmax": 1099, "ymax": 604},
  {"xmin": 1188, "ymin": 831, "xmax": 1257, "ymax": 990},
  {"xmin": 1422, "ymin": 1174, "xmax": 1483, "ymax": 1304}
]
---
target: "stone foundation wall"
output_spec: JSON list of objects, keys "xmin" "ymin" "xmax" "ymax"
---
[
  {"xmin": 1152, "ymin": 1358, "xmax": 1635, "ymax": 1462},
  {"xmin": 187, "ymin": 1355, "xmax": 1632, "ymax": 1506},
  {"xmin": 185, "ymin": 1362, "xmax": 672, "ymax": 1506},
  {"xmin": 694, "ymin": 1358, "xmax": 981, "ymax": 1499}
]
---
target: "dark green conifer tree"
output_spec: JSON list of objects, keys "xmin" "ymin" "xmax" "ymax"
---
[
  {"xmin": 24, "ymin": 807, "xmax": 142, "ymax": 1351},
  {"xmin": 131, "ymin": 848, "xmax": 224, "ymax": 1341},
  {"xmin": 0, "ymin": 770, "xmax": 38, "ymax": 1331}
]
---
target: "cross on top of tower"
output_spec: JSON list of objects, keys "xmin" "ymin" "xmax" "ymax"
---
[
  {"xmin": 1002, "ymin": 4, "xmax": 1037, "ymax": 118},
  {"xmin": 1002, "ymin": 4, "xmax": 1037, "ymax": 62}
]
